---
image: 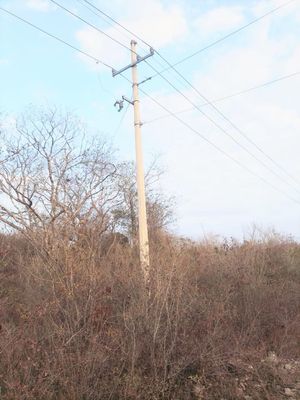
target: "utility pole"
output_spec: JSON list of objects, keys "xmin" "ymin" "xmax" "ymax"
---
[{"xmin": 112, "ymin": 41, "xmax": 154, "ymax": 284}]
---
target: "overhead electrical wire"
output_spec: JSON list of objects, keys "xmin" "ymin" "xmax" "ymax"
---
[
  {"xmin": 78, "ymin": 0, "xmax": 298, "ymax": 76},
  {"xmin": 50, "ymin": 0, "xmax": 163, "ymax": 79},
  {"xmin": 144, "ymin": 70, "xmax": 300, "ymax": 124},
  {"xmin": 2, "ymin": 4, "xmax": 300, "ymax": 205},
  {"xmin": 50, "ymin": 0, "xmax": 168, "ymax": 79},
  {"xmin": 150, "ymin": 0, "xmax": 299, "ymax": 77},
  {"xmin": 49, "ymin": 0, "xmax": 132, "ymax": 53},
  {"xmin": 143, "ymin": 0, "xmax": 300, "ymax": 192},
  {"xmin": 149, "ymin": 54, "xmax": 300, "ymax": 189},
  {"xmin": 144, "ymin": 59, "xmax": 300, "ymax": 195},
  {"xmin": 0, "ymin": 6, "xmax": 113, "ymax": 70},
  {"xmin": 75, "ymin": 0, "xmax": 144, "ymax": 50},
  {"xmin": 80, "ymin": 0, "xmax": 150, "ymax": 46},
  {"xmin": 0, "ymin": 6, "xmax": 122, "ymax": 143},
  {"xmin": 126, "ymin": 76, "xmax": 300, "ymax": 206},
  {"xmin": 73, "ymin": 0, "xmax": 300, "ymax": 190},
  {"xmin": 55, "ymin": 0, "xmax": 300, "ymax": 198},
  {"xmin": 78, "ymin": 0, "xmax": 170, "ymax": 71},
  {"xmin": 51, "ymin": 0, "xmax": 168, "ymax": 77},
  {"xmin": 75, "ymin": 0, "xmax": 168, "ymax": 75},
  {"xmin": 75, "ymin": 0, "xmax": 168, "ymax": 77}
]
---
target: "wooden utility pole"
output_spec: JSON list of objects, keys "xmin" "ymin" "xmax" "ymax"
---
[{"xmin": 112, "ymin": 41, "xmax": 154, "ymax": 284}]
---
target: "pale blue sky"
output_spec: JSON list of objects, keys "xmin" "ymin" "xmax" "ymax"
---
[{"xmin": 1, "ymin": 0, "xmax": 300, "ymax": 240}]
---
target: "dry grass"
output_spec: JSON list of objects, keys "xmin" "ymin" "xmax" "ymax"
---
[{"xmin": 0, "ymin": 231, "xmax": 300, "ymax": 399}]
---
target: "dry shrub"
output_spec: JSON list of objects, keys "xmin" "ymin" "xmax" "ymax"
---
[{"xmin": 0, "ymin": 231, "xmax": 300, "ymax": 399}]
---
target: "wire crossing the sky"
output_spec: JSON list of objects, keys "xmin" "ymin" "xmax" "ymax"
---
[
  {"xmin": 0, "ymin": 6, "xmax": 113, "ymax": 70},
  {"xmin": 144, "ymin": 71, "xmax": 300, "ymax": 125},
  {"xmin": 79, "ymin": 0, "xmax": 298, "ymax": 77},
  {"xmin": 143, "ymin": 59, "xmax": 300, "ymax": 196},
  {"xmin": 133, "ymin": 79, "xmax": 300, "ymax": 206},
  {"xmin": 73, "ymin": 0, "xmax": 300, "ymax": 191},
  {"xmin": 117, "ymin": 73, "xmax": 300, "ymax": 205},
  {"xmin": 150, "ymin": 0, "xmax": 299, "ymax": 78},
  {"xmin": 49, "ymin": 0, "xmax": 133, "ymax": 54},
  {"xmin": 2, "ymin": 2, "xmax": 300, "ymax": 205},
  {"xmin": 150, "ymin": 51, "xmax": 300, "ymax": 189}
]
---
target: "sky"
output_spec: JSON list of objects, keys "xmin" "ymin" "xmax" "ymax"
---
[{"xmin": 0, "ymin": 0, "xmax": 300, "ymax": 240}]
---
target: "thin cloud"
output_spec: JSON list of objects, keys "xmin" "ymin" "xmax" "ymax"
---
[{"xmin": 194, "ymin": 6, "xmax": 245, "ymax": 36}]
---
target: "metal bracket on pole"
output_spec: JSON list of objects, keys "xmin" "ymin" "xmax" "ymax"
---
[
  {"xmin": 112, "ymin": 47, "xmax": 154, "ymax": 77},
  {"xmin": 122, "ymin": 95, "xmax": 134, "ymax": 105},
  {"xmin": 113, "ymin": 95, "xmax": 134, "ymax": 112},
  {"xmin": 138, "ymin": 76, "xmax": 152, "ymax": 86}
]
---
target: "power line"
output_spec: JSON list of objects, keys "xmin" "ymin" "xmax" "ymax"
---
[
  {"xmin": 80, "ymin": 0, "xmax": 151, "ymax": 48},
  {"xmin": 150, "ymin": 0, "xmax": 298, "ymax": 78},
  {"xmin": 56, "ymin": 0, "xmax": 196, "ymax": 103},
  {"xmin": 75, "ymin": 0, "xmax": 300, "ymax": 189},
  {"xmin": 0, "ymin": 5, "xmax": 129, "ymax": 145},
  {"xmin": 3, "ymin": 3, "xmax": 299, "ymax": 204},
  {"xmin": 0, "ymin": 6, "xmax": 113, "ymax": 70},
  {"xmin": 77, "ymin": 0, "xmax": 178, "ymax": 73},
  {"xmin": 144, "ymin": 59, "xmax": 300, "ymax": 195},
  {"xmin": 118, "ymin": 75, "xmax": 298, "ymax": 206},
  {"xmin": 42, "ymin": 0, "xmax": 195, "ymax": 113},
  {"xmin": 130, "ymin": 79, "xmax": 300, "ymax": 206},
  {"xmin": 78, "ymin": 0, "xmax": 297, "ymax": 77},
  {"xmin": 55, "ymin": 0, "xmax": 292, "ymax": 181},
  {"xmin": 62, "ymin": 1, "xmax": 300, "ymax": 194},
  {"xmin": 49, "ymin": 0, "xmax": 132, "ymax": 53},
  {"xmin": 51, "ymin": 0, "xmax": 168, "ymax": 80},
  {"xmin": 75, "ymin": 0, "xmax": 143, "ymax": 49},
  {"xmin": 144, "ymin": 70, "xmax": 300, "ymax": 124},
  {"xmin": 149, "ymin": 53, "xmax": 300, "ymax": 189},
  {"xmin": 74, "ymin": 0, "xmax": 167, "ymax": 77}
]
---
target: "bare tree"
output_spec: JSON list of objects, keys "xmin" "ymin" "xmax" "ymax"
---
[
  {"xmin": 0, "ymin": 107, "xmax": 118, "ymax": 247},
  {"xmin": 112, "ymin": 160, "xmax": 174, "ymax": 243}
]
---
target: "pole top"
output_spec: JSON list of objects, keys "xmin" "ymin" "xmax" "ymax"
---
[{"xmin": 131, "ymin": 39, "xmax": 137, "ymax": 46}]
